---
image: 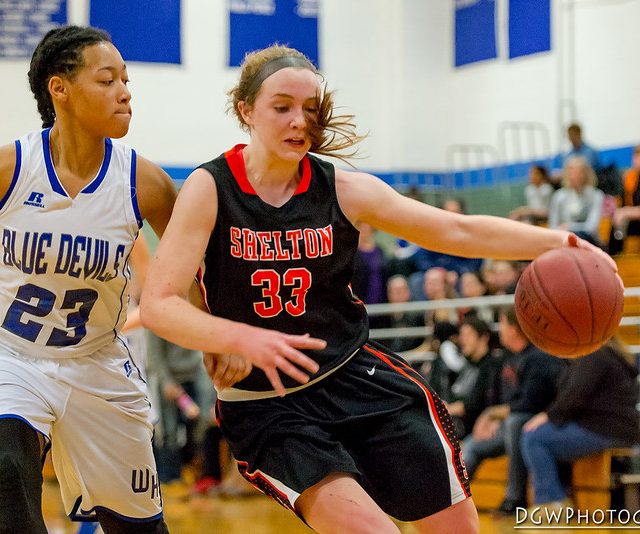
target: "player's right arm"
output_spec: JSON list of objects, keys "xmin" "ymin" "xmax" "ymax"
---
[
  {"xmin": 140, "ymin": 169, "xmax": 324, "ymax": 396},
  {"xmin": 0, "ymin": 143, "xmax": 17, "ymax": 201}
]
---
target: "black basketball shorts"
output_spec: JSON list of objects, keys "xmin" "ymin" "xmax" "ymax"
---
[{"xmin": 216, "ymin": 340, "xmax": 470, "ymax": 522}]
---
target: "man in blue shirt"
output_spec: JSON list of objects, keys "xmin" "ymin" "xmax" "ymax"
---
[{"xmin": 566, "ymin": 123, "xmax": 601, "ymax": 172}]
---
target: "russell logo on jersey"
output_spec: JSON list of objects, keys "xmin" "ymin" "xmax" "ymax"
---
[{"xmin": 23, "ymin": 191, "xmax": 45, "ymax": 208}]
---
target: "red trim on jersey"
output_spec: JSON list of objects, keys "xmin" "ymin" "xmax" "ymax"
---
[
  {"xmin": 223, "ymin": 144, "xmax": 311, "ymax": 195},
  {"xmin": 195, "ymin": 267, "xmax": 210, "ymax": 312},
  {"xmin": 294, "ymin": 156, "xmax": 311, "ymax": 194},
  {"xmin": 215, "ymin": 399, "xmax": 222, "ymax": 428},
  {"xmin": 236, "ymin": 461, "xmax": 295, "ymax": 511},
  {"xmin": 224, "ymin": 145, "xmax": 253, "ymax": 193},
  {"xmin": 363, "ymin": 344, "xmax": 471, "ymax": 498}
]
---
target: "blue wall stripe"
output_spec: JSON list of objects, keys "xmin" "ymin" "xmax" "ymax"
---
[{"xmin": 161, "ymin": 144, "xmax": 637, "ymax": 190}]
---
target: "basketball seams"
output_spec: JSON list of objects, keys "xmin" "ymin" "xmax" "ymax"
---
[
  {"xmin": 569, "ymin": 253, "xmax": 596, "ymax": 344},
  {"xmin": 530, "ymin": 259, "xmax": 580, "ymax": 343}
]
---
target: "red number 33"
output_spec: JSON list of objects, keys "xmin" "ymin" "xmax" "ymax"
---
[{"xmin": 251, "ymin": 268, "xmax": 312, "ymax": 318}]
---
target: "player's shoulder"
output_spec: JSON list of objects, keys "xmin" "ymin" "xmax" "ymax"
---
[
  {"xmin": 0, "ymin": 142, "xmax": 18, "ymax": 201},
  {"xmin": 132, "ymin": 153, "xmax": 177, "ymax": 221},
  {"xmin": 0, "ymin": 142, "xmax": 17, "ymax": 176}
]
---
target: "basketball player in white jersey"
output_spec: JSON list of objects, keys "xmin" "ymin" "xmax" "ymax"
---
[{"xmin": 0, "ymin": 26, "xmax": 179, "ymax": 533}]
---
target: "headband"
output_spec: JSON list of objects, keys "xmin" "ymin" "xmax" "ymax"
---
[{"xmin": 246, "ymin": 55, "xmax": 316, "ymax": 95}]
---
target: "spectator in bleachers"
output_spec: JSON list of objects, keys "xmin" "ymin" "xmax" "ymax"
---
[
  {"xmin": 146, "ymin": 331, "xmax": 221, "ymax": 493},
  {"xmin": 609, "ymin": 144, "xmax": 640, "ymax": 255},
  {"xmin": 565, "ymin": 123, "xmax": 601, "ymax": 172},
  {"xmin": 548, "ymin": 156, "xmax": 605, "ymax": 247},
  {"xmin": 419, "ymin": 321, "xmax": 464, "ymax": 401},
  {"xmin": 521, "ymin": 337, "xmax": 640, "ymax": 508},
  {"xmin": 407, "ymin": 267, "xmax": 461, "ymax": 383},
  {"xmin": 461, "ymin": 308, "xmax": 566, "ymax": 514},
  {"xmin": 509, "ymin": 165, "xmax": 554, "ymax": 225},
  {"xmin": 458, "ymin": 270, "xmax": 494, "ymax": 324},
  {"xmin": 445, "ymin": 318, "xmax": 502, "ymax": 439},
  {"xmin": 420, "ymin": 267, "xmax": 459, "ymax": 326},
  {"xmin": 481, "ymin": 259, "xmax": 521, "ymax": 296},
  {"xmin": 352, "ymin": 222, "xmax": 388, "ymax": 306},
  {"xmin": 374, "ymin": 274, "xmax": 425, "ymax": 353}
]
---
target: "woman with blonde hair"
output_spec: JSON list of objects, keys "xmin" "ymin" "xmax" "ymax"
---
[{"xmin": 548, "ymin": 155, "xmax": 604, "ymax": 245}]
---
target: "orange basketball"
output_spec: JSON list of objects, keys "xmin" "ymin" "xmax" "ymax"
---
[{"xmin": 514, "ymin": 247, "xmax": 624, "ymax": 358}]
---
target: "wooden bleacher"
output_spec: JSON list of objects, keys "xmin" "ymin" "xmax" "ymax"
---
[
  {"xmin": 471, "ymin": 448, "xmax": 638, "ymax": 512},
  {"xmin": 616, "ymin": 250, "xmax": 640, "ymax": 350}
]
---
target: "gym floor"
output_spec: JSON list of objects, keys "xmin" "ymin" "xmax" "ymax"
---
[{"xmin": 42, "ymin": 478, "xmax": 638, "ymax": 534}]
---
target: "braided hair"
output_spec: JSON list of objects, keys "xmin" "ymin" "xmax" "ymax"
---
[{"xmin": 28, "ymin": 25, "xmax": 111, "ymax": 128}]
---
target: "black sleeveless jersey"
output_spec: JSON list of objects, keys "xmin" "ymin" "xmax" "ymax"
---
[{"xmin": 198, "ymin": 145, "xmax": 369, "ymax": 392}]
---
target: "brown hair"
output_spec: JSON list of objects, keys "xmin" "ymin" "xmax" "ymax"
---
[
  {"xmin": 228, "ymin": 45, "xmax": 365, "ymax": 163},
  {"xmin": 500, "ymin": 306, "xmax": 525, "ymax": 337}
]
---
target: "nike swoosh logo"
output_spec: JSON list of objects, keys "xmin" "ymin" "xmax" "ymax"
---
[{"xmin": 367, "ymin": 366, "xmax": 376, "ymax": 376}]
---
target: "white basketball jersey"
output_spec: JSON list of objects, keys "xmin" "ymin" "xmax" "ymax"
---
[{"xmin": 0, "ymin": 128, "xmax": 141, "ymax": 358}]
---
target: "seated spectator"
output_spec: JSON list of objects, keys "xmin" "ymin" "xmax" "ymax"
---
[
  {"xmin": 419, "ymin": 267, "xmax": 458, "ymax": 326},
  {"xmin": 609, "ymin": 145, "xmax": 640, "ymax": 255},
  {"xmin": 374, "ymin": 274, "xmax": 425, "ymax": 353},
  {"xmin": 146, "ymin": 331, "xmax": 220, "ymax": 492},
  {"xmin": 419, "ymin": 321, "xmax": 464, "ymax": 400},
  {"xmin": 352, "ymin": 222, "xmax": 388, "ymax": 306},
  {"xmin": 352, "ymin": 222, "xmax": 388, "ymax": 328},
  {"xmin": 481, "ymin": 259, "xmax": 521, "ymax": 296},
  {"xmin": 548, "ymin": 156, "xmax": 605, "ymax": 246},
  {"xmin": 446, "ymin": 318, "xmax": 502, "ymax": 439},
  {"xmin": 461, "ymin": 308, "xmax": 566, "ymax": 514},
  {"xmin": 509, "ymin": 165, "xmax": 554, "ymax": 225},
  {"xmin": 522, "ymin": 337, "xmax": 640, "ymax": 508},
  {"xmin": 458, "ymin": 270, "xmax": 494, "ymax": 324}
]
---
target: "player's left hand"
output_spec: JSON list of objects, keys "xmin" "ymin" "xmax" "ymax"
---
[
  {"xmin": 562, "ymin": 232, "xmax": 618, "ymax": 272},
  {"xmin": 203, "ymin": 352, "xmax": 252, "ymax": 390}
]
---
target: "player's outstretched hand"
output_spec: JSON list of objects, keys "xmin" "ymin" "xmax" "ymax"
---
[
  {"xmin": 204, "ymin": 352, "xmax": 253, "ymax": 391},
  {"xmin": 236, "ymin": 327, "xmax": 325, "ymax": 397},
  {"xmin": 562, "ymin": 232, "xmax": 618, "ymax": 272}
]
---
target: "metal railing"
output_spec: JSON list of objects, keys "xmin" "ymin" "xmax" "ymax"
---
[{"xmin": 366, "ymin": 287, "xmax": 640, "ymax": 356}]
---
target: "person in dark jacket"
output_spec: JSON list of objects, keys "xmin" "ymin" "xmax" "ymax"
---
[
  {"xmin": 446, "ymin": 317, "xmax": 502, "ymax": 438},
  {"xmin": 522, "ymin": 337, "xmax": 640, "ymax": 506},
  {"xmin": 461, "ymin": 308, "xmax": 566, "ymax": 513}
]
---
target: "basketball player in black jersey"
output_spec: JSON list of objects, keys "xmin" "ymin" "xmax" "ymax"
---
[{"xmin": 141, "ymin": 45, "xmax": 612, "ymax": 533}]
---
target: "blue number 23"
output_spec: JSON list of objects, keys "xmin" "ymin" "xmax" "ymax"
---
[{"xmin": 2, "ymin": 283, "xmax": 98, "ymax": 347}]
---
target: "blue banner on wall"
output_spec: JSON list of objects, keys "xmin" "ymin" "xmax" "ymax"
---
[
  {"xmin": 229, "ymin": 0, "xmax": 319, "ymax": 67},
  {"xmin": 0, "ymin": 0, "xmax": 67, "ymax": 59},
  {"xmin": 454, "ymin": 0, "xmax": 497, "ymax": 67},
  {"xmin": 90, "ymin": 0, "xmax": 181, "ymax": 64},
  {"xmin": 509, "ymin": 0, "xmax": 550, "ymax": 59}
]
